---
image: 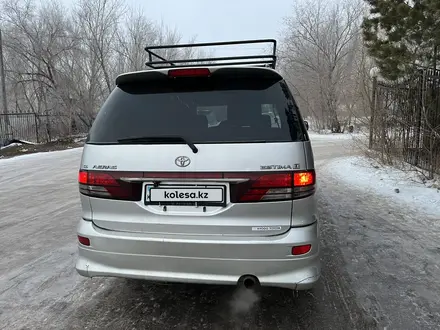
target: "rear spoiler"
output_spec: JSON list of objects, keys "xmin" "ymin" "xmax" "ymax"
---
[{"xmin": 115, "ymin": 67, "xmax": 283, "ymax": 86}]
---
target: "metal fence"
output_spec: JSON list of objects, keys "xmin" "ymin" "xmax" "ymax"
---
[
  {"xmin": 0, "ymin": 112, "xmax": 91, "ymax": 145},
  {"xmin": 370, "ymin": 68, "xmax": 440, "ymax": 177}
]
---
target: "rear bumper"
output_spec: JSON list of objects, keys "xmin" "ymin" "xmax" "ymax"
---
[{"xmin": 76, "ymin": 219, "xmax": 321, "ymax": 290}]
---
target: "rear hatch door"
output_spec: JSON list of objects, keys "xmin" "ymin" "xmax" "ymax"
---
[{"xmin": 80, "ymin": 67, "xmax": 312, "ymax": 237}]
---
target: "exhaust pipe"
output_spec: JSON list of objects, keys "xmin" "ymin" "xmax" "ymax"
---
[{"xmin": 238, "ymin": 275, "xmax": 260, "ymax": 290}]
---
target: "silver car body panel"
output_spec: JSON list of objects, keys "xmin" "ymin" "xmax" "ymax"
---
[
  {"xmin": 77, "ymin": 219, "xmax": 320, "ymax": 290},
  {"xmin": 80, "ymin": 142, "xmax": 313, "ymax": 236}
]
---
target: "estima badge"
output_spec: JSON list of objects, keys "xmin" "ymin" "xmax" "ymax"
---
[
  {"xmin": 260, "ymin": 164, "xmax": 300, "ymax": 170},
  {"xmin": 175, "ymin": 156, "xmax": 191, "ymax": 167}
]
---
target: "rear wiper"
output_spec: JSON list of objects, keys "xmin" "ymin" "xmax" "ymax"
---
[{"xmin": 117, "ymin": 135, "xmax": 198, "ymax": 154}]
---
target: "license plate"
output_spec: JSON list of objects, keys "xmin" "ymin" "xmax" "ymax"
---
[{"xmin": 145, "ymin": 186, "xmax": 226, "ymax": 206}]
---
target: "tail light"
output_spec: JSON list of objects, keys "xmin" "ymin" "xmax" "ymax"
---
[
  {"xmin": 78, "ymin": 170, "xmax": 315, "ymax": 203},
  {"xmin": 78, "ymin": 170, "xmax": 142, "ymax": 201},
  {"xmin": 229, "ymin": 170, "xmax": 315, "ymax": 203},
  {"xmin": 168, "ymin": 68, "xmax": 211, "ymax": 78}
]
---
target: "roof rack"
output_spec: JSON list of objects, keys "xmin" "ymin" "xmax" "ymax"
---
[{"xmin": 145, "ymin": 39, "xmax": 277, "ymax": 70}]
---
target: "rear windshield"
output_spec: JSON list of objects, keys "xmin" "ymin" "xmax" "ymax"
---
[{"xmin": 87, "ymin": 75, "xmax": 306, "ymax": 144}]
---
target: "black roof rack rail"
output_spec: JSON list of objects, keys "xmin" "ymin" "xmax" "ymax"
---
[{"xmin": 145, "ymin": 39, "xmax": 277, "ymax": 70}]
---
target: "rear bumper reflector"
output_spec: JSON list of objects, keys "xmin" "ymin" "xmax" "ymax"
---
[
  {"xmin": 292, "ymin": 244, "xmax": 312, "ymax": 255},
  {"xmin": 78, "ymin": 235, "xmax": 91, "ymax": 246}
]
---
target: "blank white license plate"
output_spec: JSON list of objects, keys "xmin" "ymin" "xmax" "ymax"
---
[{"xmin": 147, "ymin": 187, "xmax": 225, "ymax": 204}]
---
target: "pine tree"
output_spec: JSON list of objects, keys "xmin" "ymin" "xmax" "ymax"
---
[{"xmin": 362, "ymin": 0, "xmax": 440, "ymax": 80}]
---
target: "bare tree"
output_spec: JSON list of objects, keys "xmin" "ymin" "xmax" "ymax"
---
[
  {"xmin": 0, "ymin": 0, "xmax": 204, "ymax": 142},
  {"xmin": 1, "ymin": 0, "xmax": 81, "ymax": 139},
  {"xmin": 280, "ymin": 0, "xmax": 364, "ymax": 132},
  {"xmin": 74, "ymin": 0, "xmax": 125, "ymax": 94},
  {"xmin": 114, "ymin": 8, "xmax": 158, "ymax": 72}
]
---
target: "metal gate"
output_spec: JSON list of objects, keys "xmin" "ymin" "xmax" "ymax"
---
[{"xmin": 370, "ymin": 68, "xmax": 440, "ymax": 177}]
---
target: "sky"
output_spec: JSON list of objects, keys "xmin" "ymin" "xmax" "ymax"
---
[
  {"xmin": 59, "ymin": 0, "xmax": 295, "ymax": 58},
  {"xmin": 130, "ymin": 0, "xmax": 295, "ymax": 57},
  {"xmin": 136, "ymin": 0, "xmax": 294, "ymax": 42},
  {"xmin": 94, "ymin": 0, "xmax": 293, "ymax": 57}
]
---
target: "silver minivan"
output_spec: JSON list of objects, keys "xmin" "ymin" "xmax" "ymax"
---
[{"xmin": 76, "ymin": 40, "xmax": 320, "ymax": 291}]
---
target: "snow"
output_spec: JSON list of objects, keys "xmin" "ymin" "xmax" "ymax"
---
[
  {"xmin": 1, "ymin": 136, "xmax": 439, "ymax": 329},
  {"xmin": 0, "ymin": 140, "xmax": 38, "ymax": 150},
  {"xmin": 15, "ymin": 139, "xmax": 37, "ymax": 145},
  {"xmin": 308, "ymin": 132, "xmax": 365, "ymax": 141},
  {"xmin": 0, "ymin": 147, "xmax": 83, "ymax": 165},
  {"xmin": 0, "ymin": 143, "xmax": 22, "ymax": 150},
  {"xmin": 326, "ymin": 156, "xmax": 440, "ymax": 216}
]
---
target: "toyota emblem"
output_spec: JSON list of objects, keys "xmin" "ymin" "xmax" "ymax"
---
[{"xmin": 175, "ymin": 156, "xmax": 191, "ymax": 167}]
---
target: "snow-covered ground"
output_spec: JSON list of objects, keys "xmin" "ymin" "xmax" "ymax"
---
[
  {"xmin": 1, "ymin": 135, "xmax": 85, "ymax": 152},
  {"xmin": 326, "ymin": 156, "xmax": 440, "ymax": 216},
  {"xmin": 308, "ymin": 132, "xmax": 366, "ymax": 141},
  {"xmin": 0, "ymin": 140, "xmax": 38, "ymax": 149},
  {"xmin": 0, "ymin": 146, "xmax": 82, "ymax": 164},
  {"xmin": 1, "ymin": 135, "xmax": 439, "ymax": 329},
  {"xmin": 0, "ymin": 142, "xmax": 22, "ymax": 150}
]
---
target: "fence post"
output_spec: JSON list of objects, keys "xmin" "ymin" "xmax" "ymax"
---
[
  {"xmin": 414, "ymin": 70, "xmax": 425, "ymax": 166},
  {"xmin": 369, "ymin": 76, "xmax": 377, "ymax": 149},
  {"xmin": 0, "ymin": 28, "xmax": 10, "ymax": 142},
  {"xmin": 380, "ymin": 89, "xmax": 386, "ymax": 162},
  {"xmin": 34, "ymin": 113, "xmax": 40, "ymax": 143}
]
